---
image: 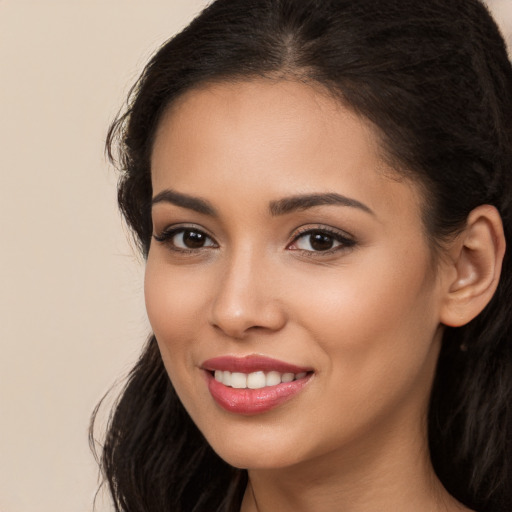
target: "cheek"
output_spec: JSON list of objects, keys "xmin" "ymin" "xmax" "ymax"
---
[
  {"xmin": 144, "ymin": 257, "xmax": 214, "ymax": 418},
  {"xmin": 284, "ymin": 257, "xmax": 440, "ymax": 449},
  {"xmin": 287, "ymin": 247, "xmax": 440, "ymax": 381},
  {"xmin": 144, "ymin": 257, "xmax": 207, "ymax": 365},
  {"xmin": 145, "ymin": 253, "xmax": 204, "ymax": 322}
]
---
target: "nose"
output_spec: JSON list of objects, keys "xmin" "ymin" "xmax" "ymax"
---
[{"xmin": 209, "ymin": 249, "xmax": 287, "ymax": 339}]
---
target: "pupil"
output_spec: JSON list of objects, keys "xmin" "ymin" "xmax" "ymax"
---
[
  {"xmin": 183, "ymin": 230, "xmax": 205, "ymax": 248},
  {"xmin": 310, "ymin": 232, "xmax": 334, "ymax": 251}
]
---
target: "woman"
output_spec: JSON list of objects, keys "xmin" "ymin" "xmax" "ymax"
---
[{"xmin": 91, "ymin": 0, "xmax": 512, "ymax": 511}]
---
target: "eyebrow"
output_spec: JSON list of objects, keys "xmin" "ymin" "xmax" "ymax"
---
[
  {"xmin": 151, "ymin": 189, "xmax": 373, "ymax": 217},
  {"xmin": 151, "ymin": 189, "xmax": 217, "ymax": 216},
  {"xmin": 269, "ymin": 193, "xmax": 374, "ymax": 216}
]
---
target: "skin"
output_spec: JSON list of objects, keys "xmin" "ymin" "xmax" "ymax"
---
[{"xmin": 145, "ymin": 79, "xmax": 484, "ymax": 511}]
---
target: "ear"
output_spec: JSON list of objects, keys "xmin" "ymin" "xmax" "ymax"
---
[{"xmin": 440, "ymin": 205, "xmax": 506, "ymax": 327}]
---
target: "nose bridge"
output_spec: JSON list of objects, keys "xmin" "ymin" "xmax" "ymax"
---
[{"xmin": 209, "ymin": 242, "xmax": 285, "ymax": 338}]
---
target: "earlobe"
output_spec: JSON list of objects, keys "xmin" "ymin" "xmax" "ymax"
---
[{"xmin": 440, "ymin": 205, "xmax": 506, "ymax": 328}]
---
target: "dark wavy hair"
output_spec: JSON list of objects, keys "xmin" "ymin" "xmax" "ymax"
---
[{"xmin": 90, "ymin": 1, "xmax": 512, "ymax": 511}]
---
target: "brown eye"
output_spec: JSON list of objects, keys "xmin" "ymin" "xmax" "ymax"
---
[
  {"xmin": 308, "ymin": 232, "xmax": 335, "ymax": 251},
  {"xmin": 181, "ymin": 229, "xmax": 209, "ymax": 248},
  {"xmin": 153, "ymin": 227, "xmax": 217, "ymax": 250},
  {"xmin": 288, "ymin": 228, "xmax": 356, "ymax": 253}
]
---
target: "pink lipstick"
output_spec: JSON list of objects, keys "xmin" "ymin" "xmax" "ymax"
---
[{"xmin": 201, "ymin": 355, "xmax": 313, "ymax": 415}]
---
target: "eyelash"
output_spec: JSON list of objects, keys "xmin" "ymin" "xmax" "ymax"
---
[
  {"xmin": 288, "ymin": 226, "xmax": 356, "ymax": 255},
  {"xmin": 153, "ymin": 226, "xmax": 218, "ymax": 254},
  {"xmin": 153, "ymin": 225, "xmax": 356, "ymax": 256}
]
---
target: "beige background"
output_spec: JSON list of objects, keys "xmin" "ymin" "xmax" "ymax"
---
[{"xmin": 0, "ymin": 2, "xmax": 510, "ymax": 511}]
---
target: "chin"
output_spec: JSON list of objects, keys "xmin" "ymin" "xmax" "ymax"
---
[
  {"xmin": 198, "ymin": 419, "xmax": 316, "ymax": 470},
  {"xmin": 213, "ymin": 444, "xmax": 302, "ymax": 470}
]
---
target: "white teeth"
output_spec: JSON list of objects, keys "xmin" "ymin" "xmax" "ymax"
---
[
  {"xmin": 230, "ymin": 372, "xmax": 247, "ymax": 389},
  {"xmin": 247, "ymin": 371, "xmax": 266, "ymax": 389},
  {"xmin": 266, "ymin": 371, "xmax": 281, "ymax": 387},
  {"xmin": 212, "ymin": 369, "xmax": 309, "ymax": 389}
]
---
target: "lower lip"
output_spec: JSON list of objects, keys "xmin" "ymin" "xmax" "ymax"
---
[{"xmin": 205, "ymin": 372, "xmax": 312, "ymax": 415}]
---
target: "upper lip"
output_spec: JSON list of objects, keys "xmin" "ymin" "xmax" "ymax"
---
[{"xmin": 201, "ymin": 355, "xmax": 312, "ymax": 374}]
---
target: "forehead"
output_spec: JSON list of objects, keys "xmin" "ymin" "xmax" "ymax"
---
[
  {"xmin": 152, "ymin": 79, "xmax": 377, "ymax": 175},
  {"xmin": 150, "ymin": 79, "xmax": 423, "ymax": 224}
]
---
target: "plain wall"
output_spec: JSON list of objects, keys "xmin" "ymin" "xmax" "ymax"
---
[
  {"xmin": 0, "ymin": 1, "xmax": 510, "ymax": 511},
  {"xmin": 0, "ymin": 2, "xmax": 209, "ymax": 511}
]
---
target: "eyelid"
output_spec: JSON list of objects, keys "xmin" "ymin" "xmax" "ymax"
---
[
  {"xmin": 154, "ymin": 222, "xmax": 215, "ymax": 238},
  {"xmin": 287, "ymin": 225, "xmax": 356, "ymax": 253},
  {"xmin": 290, "ymin": 224, "xmax": 355, "ymax": 242},
  {"xmin": 153, "ymin": 224, "xmax": 218, "ymax": 251}
]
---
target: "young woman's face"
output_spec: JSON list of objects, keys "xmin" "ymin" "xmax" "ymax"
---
[{"xmin": 146, "ymin": 79, "xmax": 446, "ymax": 470}]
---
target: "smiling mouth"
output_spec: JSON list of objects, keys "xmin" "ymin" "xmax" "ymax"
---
[
  {"xmin": 203, "ymin": 369, "xmax": 313, "ymax": 415},
  {"xmin": 201, "ymin": 355, "xmax": 314, "ymax": 414},
  {"xmin": 211, "ymin": 369, "xmax": 310, "ymax": 389}
]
